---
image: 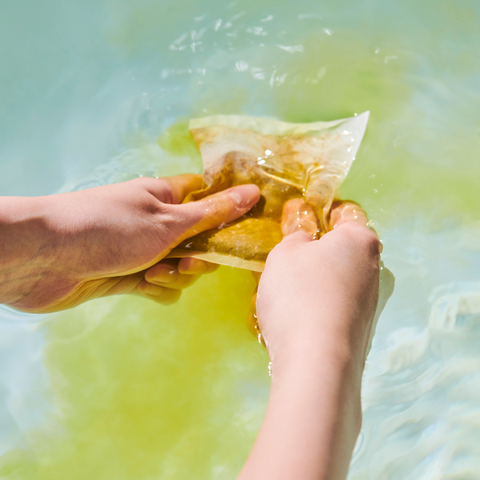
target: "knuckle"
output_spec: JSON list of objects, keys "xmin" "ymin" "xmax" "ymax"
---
[
  {"xmin": 338, "ymin": 222, "xmax": 380, "ymax": 255},
  {"xmin": 268, "ymin": 231, "xmax": 309, "ymax": 259},
  {"xmin": 205, "ymin": 198, "xmax": 229, "ymax": 218},
  {"xmin": 286, "ymin": 231, "xmax": 312, "ymax": 243},
  {"xmin": 277, "ymin": 231, "xmax": 308, "ymax": 248},
  {"xmin": 130, "ymin": 176, "xmax": 156, "ymax": 189},
  {"xmin": 336, "ymin": 220, "xmax": 362, "ymax": 235},
  {"xmin": 267, "ymin": 237, "xmax": 298, "ymax": 261},
  {"xmin": 364, "ymin": 231, "xmax": 381, "ymax": 254},
  {"xmin": 282, "ymin": 230, "xmax": 311, "ymax": 243},
  {"xmin": 195, "ymin": 197, "xmax": 230, "ymax": 226}
]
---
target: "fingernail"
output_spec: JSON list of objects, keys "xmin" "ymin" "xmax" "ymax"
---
[
  {"xmin": 178, "ymin": 258, "xmax": 208, "ymax": 275},
  {"xmin": 226, "ymin": 184, "xmax": 260, "ymax": 209}
]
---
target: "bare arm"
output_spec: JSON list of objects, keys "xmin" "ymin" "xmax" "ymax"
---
[
  {"xmin": 239, "ymin": 202, "xmax": 381, "ymax": 480},
  {"xmin": 0, "ymin": 175, "xmax": 259, "ymax": 312}
]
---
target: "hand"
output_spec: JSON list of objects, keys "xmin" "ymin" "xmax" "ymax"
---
[
  {"xmin": 257, "ymin": 199, "xmax": 381, "ymax": 363},
  {"xmin": 246, "ymin": 198, "xmax": 320, "ymax": 340},
  {"xmin": 238, "ymin": 201, "xmax": 382, "ymax": 480},
  {"xmin": 246, "ymin": 199, "xmax": 380, "ymax": 359},
  {"xmin": 0, "ymin": 175, "xmax": 260, "ymax": 313}
]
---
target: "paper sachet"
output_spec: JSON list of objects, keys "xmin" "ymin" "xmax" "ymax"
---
[{"xmin": 167, "ymin": 112, "xmax": 369, "ymax": 271}]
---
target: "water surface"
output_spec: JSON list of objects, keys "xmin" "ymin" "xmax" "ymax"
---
[{"xmin": 1, "ymin": 0, "xmax": 480, "ymax": 478}]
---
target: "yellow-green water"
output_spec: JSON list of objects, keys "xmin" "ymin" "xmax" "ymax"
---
[
  {"xmin": 1, "ymin": 0, "xmax": 480, "ymax": 478},
  {"xmin": 1, "ymin": 269, "xmax": 267, "ymax": 479}
]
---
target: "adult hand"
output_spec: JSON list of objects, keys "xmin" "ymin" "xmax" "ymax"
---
[
  {"xmin": 246, "ymin": 199, "xmax": 379, "ymax": 354},
  {"xmin": 257, "ymin": 199, "xmax": 381, "ymax": 361},
  {"xmin": 0, "ymin": 175, "xmax": 260, "ymax": 313},
  {"xmin": 238, "ymin": 199, "xmax": 382, "ymax": 480}
]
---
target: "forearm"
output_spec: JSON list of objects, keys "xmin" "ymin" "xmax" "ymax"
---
[
  {"xmin": 238, "ymin": 334, "xmax": 364, "ymax": 480},
  {"xmin": 242, "ymin": 208, "xmax": 382, "ymax": 480},
  {"xmin": 0, "ymin": 196, "xmax": 52, "ymax": 305}
]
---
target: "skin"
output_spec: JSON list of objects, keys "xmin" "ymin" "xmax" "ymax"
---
[
  {"xmin": 1, "ymin": 178, "xmax": 381, "ymax": 479},
  {"xmin": 239, "ymin": 199, "xmax": 382, "ymax": 480},
  {"xmin": 0, "ymin": 174, "xmax": 260, "ymax": 313}
]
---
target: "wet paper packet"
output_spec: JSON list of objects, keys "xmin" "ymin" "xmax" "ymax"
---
[{"xmin": 167, "ymin": 112, "xmax": 369, "ymax": 271}]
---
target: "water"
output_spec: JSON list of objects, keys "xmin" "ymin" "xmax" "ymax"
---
[{"xmin": 1, "ymin": 0, "xmax": 480, "ymax": 478}]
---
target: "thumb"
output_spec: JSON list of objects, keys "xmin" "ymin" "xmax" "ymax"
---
[{"xmin": 169, "ymin": 184, "xmax": 260, "ymax": 242}]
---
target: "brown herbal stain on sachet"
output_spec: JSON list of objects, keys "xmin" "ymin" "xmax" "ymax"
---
[
  {"xmin": 168, "ymin": 114, "xmax": 369, "ymax": 271},
  {"xmin": 175, "ymin": 133, "xmax": 305, "ymax": 264},
  {"xmin": 180, "ymin": 218, "xmax": 284, "ymax": 263}
]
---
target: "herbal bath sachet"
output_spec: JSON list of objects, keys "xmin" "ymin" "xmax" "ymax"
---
[{"xmin": 168, "ymin": 112, "xmax": 369, "ymax": 271}]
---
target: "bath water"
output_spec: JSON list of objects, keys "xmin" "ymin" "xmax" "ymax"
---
[{"xmin": 1, "ymin": 0, "xmax": 480, "ymax": 478}]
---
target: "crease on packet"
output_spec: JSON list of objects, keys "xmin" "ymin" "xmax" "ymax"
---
[{"xmin": 167, "ymin": 112, "xmax": 370, "ymax": 272}]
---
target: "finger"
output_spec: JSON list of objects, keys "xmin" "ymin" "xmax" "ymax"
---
[
  {"xmin": 177, "ymin": 257, "xmax": 220, "ymax": 275},
  {"xmin": 329, "ymin": 201, "xmax": 375, "ymax": 234},
  {"xmin": 169, "ymin": 184, "xmax": 260, "ymax": 245},
  {"xmin": 89, "ymin": 272, "xmax": 144, "ymax": 298},
  {"xmin": 281, "ymin": 198, "xmax": 319, "ymax": 237},
  {"xmin": 136, "ymin": 279, "xmax": 182, "ymax": 305},
  {"xmin": 196, "ymin": 184, "xmax": 261, "ymax": 226},
  {"xmin": 145, "ymin": 263, "xmax": 200, "ymax": 289},
  {"xmin": 328, "ymin": 201, "xmax": 381, "ymax": 251},
  {"xmin": 280, "ymin": 230, "xmax": 315, "ymax": 246},
  {"xmin": 152, "ymin": 174, "xmax": 204, "ymax": 204}
]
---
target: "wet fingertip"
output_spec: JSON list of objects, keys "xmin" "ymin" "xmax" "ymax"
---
[
  {"xmin": 329, "ymin": 201, "xmax": 369, "ymax": 231},
  {"xmin": 159, "ymin": 289, "xmax": 182, "ymax": 305},
  {"xmin": 203, "ymin": 262, "xmax": 220, "ymax": 274},
  {"xmin": 138, "ymin": 280, "xmax": 182, "ymax": 304},
  {"xmin": 178, "ymin": 258, "xmax": 219, "ymax": 275},
  {"xmin": 178, "ymin": 257, "xmax": 206, "ymax": 274},
  {"xmin": 145, "ymin": 264, "xmax": 177, "ymax": 283}
]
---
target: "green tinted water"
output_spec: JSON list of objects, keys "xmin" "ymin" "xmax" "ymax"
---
[
  {"xmin": 1, "ymin": 0, "xmax": 480, "ymax": 478},
  {"xmin": 1, "ymin": 269, "xmax": 266, "ymax": 479}
]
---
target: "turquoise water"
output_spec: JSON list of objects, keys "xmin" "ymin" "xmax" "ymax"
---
[{"xmin": 1, "ymin": 0, "xmax": 480, "ymax": 478}]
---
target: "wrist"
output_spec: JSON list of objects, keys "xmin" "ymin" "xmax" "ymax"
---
[
  {"xmin": 0, "ymin": 196, "xmax": 50, "ymax": 256},
  {"xmin": 268, "ymin": 328, "xmax": 365, "ymax": 385},
  {"xmin": 0, "ymin": 196, "xmax": 55, "ymax": 304},
  {"xmin": 263, "ymin": 331, "xmax": 364, "ymax": 480},
  {"xmin": 259, "ymin": 287, "xmax": 377, "ymax": 371}
]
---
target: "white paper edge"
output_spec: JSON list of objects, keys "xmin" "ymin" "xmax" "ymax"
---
[{"xmin": 189, "ymin": 112, "xmax": 369, "ymax": 140}]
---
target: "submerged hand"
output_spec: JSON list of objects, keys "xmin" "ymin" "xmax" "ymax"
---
[{"xmin": 0, "ymin": 175, "xmax": 260, "ymax": 313}]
